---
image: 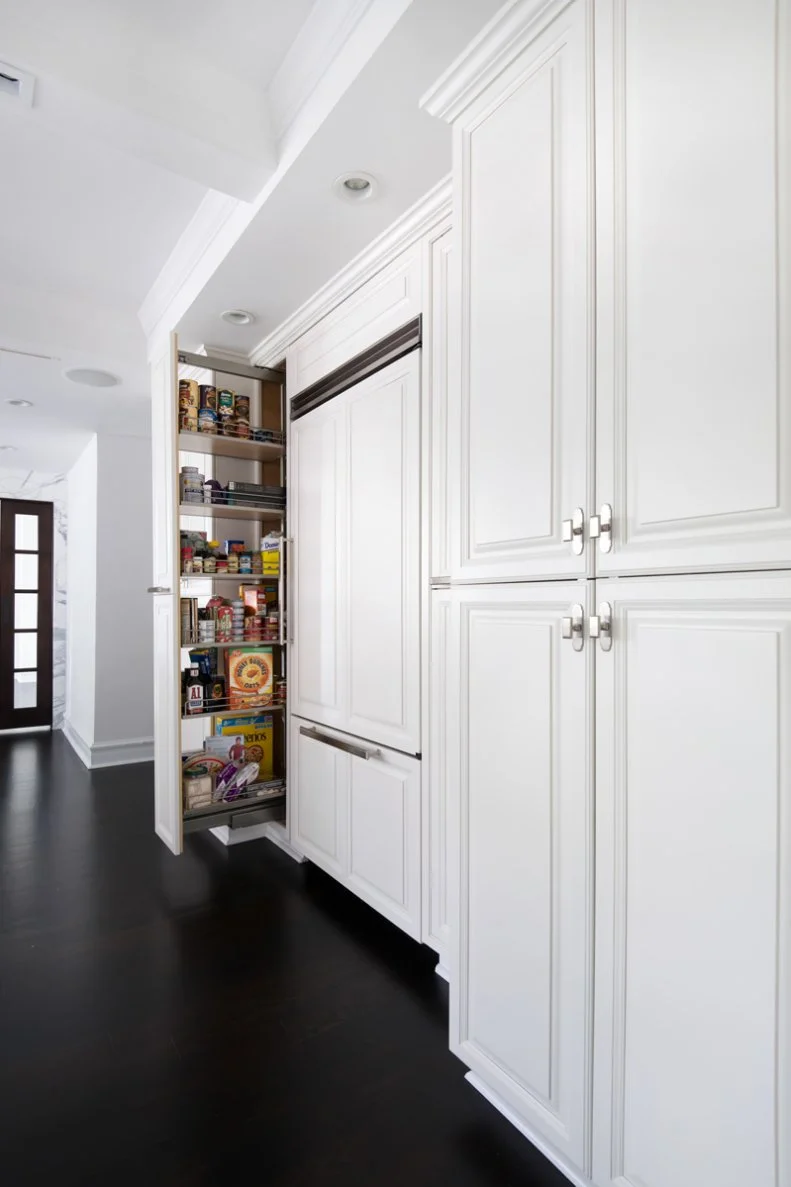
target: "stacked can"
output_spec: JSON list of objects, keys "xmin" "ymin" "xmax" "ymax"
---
[
  {"xmin": 231, "ymin": 599, "xmax": 245, "ymax": 642},
  {"xmin": 198, "ymin": 617, "xmax": 216, "ymax": 644},
  {"xmin": 217, "ymin": 389, "xmax": 235, "ymax": 436},
  {"xmin": 179, "ymin": 380, "xmax": 199, "ymax": 431},
  {"xmin": 198, "ymin": 385, "xmax": 218, "ymax": 435},
  {"xmin": 235, "ymin": 394, "xmax": 251, "ymax": 440},
  {"xmin": 180, "ymin": 466, "xmax": 205, "ymax": 504}
]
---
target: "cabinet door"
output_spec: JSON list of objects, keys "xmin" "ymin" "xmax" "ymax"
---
[
  {"xmin": 290, "ymin": 396, "xmax": 347, "ymax": 730},
  {"xmin": 344, "ymin": 353, "xmax": 421, "ymax": 754},
  {"xmin": 595, "ymin": 0, "xmax": 791, "ymax": 574},
  {"xmin": 347, "ymin": 744, "xmax": 421, "ymax": 940},
  {"xmin": 424, "ymin": 586, "xmax": 451, "ymax": 961},
  {"xmin": 450, "ymin": 0, "xmax": 593, "ymax": 582},
  {"xmin": 290, "ymin": 716, "xmax": 349, "ymax": 879},
  {"xmin": 427, "ymin": 227, "xmax": 453, "ymax": 582},
  {"xmin": 449, "ymin": 581, "xmax": 593, "ymax": 1171},
  {"xmin": 151, "ymin": 334, "xmax": 182, "ymax": 855},
  {"xmin": 593, "ymin": 574, "xmax": 791, "ymax": 1187}
]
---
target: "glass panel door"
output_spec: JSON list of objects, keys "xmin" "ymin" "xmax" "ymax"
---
[{"xmin": 0, "ymin": 499, "xmax": 54, "ymax": 730}]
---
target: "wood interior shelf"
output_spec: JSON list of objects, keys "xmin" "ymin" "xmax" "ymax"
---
[
  {"xmin": 180, "ymin": 639, "xmax": 284, "ymax": 650},
  {"xmin": 178, "ymin": 430, "xmax": 285, "ymax": 462},
  {"xmin": 180, "ymin": 572, "xmax": 273, "ymax": 582},
  {"xmin": 179, "ymin": 502, "xmax": 285, "ymax": 522}
]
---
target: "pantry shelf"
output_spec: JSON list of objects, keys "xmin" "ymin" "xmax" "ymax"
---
[
  {"xmin": 179, "ymin": 502, "xmax": 285, "ymax": 522},
  {"xmin": 181, "ymin": 702, "xmax": 286, "ymax": 722},
  {"xmin": 178, "ymin": 430, "xmax": 285, "ymax": 462},
  {"xmin": 180, "ymin": 572, "xmax": 273, "ymax": 582},
  {"xmin": 180, "ymin": 639, "xmax": 285, "ymax": 650}
]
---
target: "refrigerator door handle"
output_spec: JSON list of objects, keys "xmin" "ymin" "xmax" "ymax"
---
[{"xmin": 299, "ymin": 725, "xmax": 380, "ymax": 761}]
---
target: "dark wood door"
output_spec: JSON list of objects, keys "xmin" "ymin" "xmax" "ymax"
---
[{"xmin": 0, "ymin": 499, "xmax": 54, "ymax": 730}]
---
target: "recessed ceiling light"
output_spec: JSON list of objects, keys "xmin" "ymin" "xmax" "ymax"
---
[
  {"xmin": 7, "ymin": 399, "xmax": 33, "ymax": 407},
  {"xmin": 333, "ymin": 171, "xmax": 378, "ymax": 203},
  {"xmin": 64, "ymin": 368, "xmax": 119, "ymax": 388},
  {"xmin": 221, "ymin": 309, "xmax": 255, "ymax": 327}
]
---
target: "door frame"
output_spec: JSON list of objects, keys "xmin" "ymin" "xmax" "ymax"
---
[{"xmin": 0, "ymin": 497, "xmax": 54, "ymax": 730}]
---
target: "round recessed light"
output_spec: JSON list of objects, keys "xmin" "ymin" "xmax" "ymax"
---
[
  {"xmin": 333, "ymin": 171, "xmax": 378, "ymax": 203},
  {"xmin": 64, "ymin": 368, "xmax": 119, "ymax": 388},
  {"xmin": 7, "ymin": 399, "xmax": 33, "ymax": 407},
  {"xmin": 221, "ymin": 309, "xmax": 255, "ymax": 327}
]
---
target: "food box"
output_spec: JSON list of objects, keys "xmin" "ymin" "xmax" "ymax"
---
[
  {"xmin": 225, "ymin": 646, "xmax": 274, "ymax": 709},
  {"xmin": 211, "ymin": 715, "xmax": 274, "ymax": 781}
]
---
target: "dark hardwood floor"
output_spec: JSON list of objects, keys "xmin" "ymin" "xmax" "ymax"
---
[{"xmin": 0, "ymin": 731, "xmax": 567, "ymax": 1187}]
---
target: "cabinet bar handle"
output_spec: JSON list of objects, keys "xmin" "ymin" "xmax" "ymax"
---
[
  {"xmin": 590, "ymin": 504, "xmax": 613, "ymax": 553},
  {"xmin": 561, "ymin": 604, "xmax": 585, "ymax": 651},
  {"xmin": 561, "ymin": 508, "xmax": 585, "ymax": 555},
  {"xmin": 299, "ymin": 725, "xmax": 380, "ymax": 761},
  {"xmin": 147, "ymin": 586, "xmax": 171, "ymax": 593}
]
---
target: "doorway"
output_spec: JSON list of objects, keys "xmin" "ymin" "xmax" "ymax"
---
[{"xmin": 0, "ymin": 499, "xmax": 54, "ymax": 730}]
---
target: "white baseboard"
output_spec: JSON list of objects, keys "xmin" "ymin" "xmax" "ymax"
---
[
  {"xmin": 63, "ymin": 719, "xmax": 154, "ymax": 769},
  {"xmin": 264, "ymin": 821, "xmax": 307, "ymax": 862},
  {"xmin": 209, "ymin": 822, "xmax": 270, "ymax": 846},
  {"xmin": 465, "ymin": 1073, "xmax": 590, "ymax": 1187},
  {"xmin": 434, "ymin": 961, "xmax": 450, "ymax": 982}
]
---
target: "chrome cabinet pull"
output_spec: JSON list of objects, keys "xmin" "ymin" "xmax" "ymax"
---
[
  {"xmin": 147, "ymin": 586, "xmax": 171, "ymax": 593},
  {"xmin": 561, "ymin": 508, "xmax": 585, "ymax": 555},
  {"xmin": 589, "ymin": 602, "xmax": 613, "ymax": 651},
  {"xmin": 561, "ymin": 604, "xmax": 585, "ymax": 651},
  {"xmin": 589, "ymin": 504, "xmax": 613, "ymax": 553},
  {"xmin": 299, "ymin": 725, "xmax": 380, "ymax": 761}
]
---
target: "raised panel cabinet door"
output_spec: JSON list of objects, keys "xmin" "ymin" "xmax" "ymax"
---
[
  {"xmin": 290, "ymin": 716, "xmax": 349, "ymax": 879},
  {"xmin": 347, "ymin": 744, "xmax": 421, "ymax": 940},
  {"xmin": 344, "ymin": 352, "xmax": 421, "ymax": 754},
  {"xmin": 595, "ymin": 0, "xmax": 791, "ymax": 574},
  {"xmin": 449, "ymin": 580, "xmax": 593, "ymax": 1172},
  {"xmin": 290, "ymin": 396, "xmax": 348, "ymax": 730},
  {"xmin": 592, "ymin": 574, "xmax": 791, "ymax": 1187},
  {"xmin": 153, "ymin": 594, "xmax": 182, "ymax": 855},
  {"xmin": 424, "ymin": 587, "xmax": 452, "ymax": 961},
  {"xmin": 450, "ymin": 0, "xmax": 593, "ymax": 582}
]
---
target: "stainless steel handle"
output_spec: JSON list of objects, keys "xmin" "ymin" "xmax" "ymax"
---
[
  {"xmin": 285, "ymin": 536, "xmax": 294, "ymax": 644},
  {"xmin": 589, "ymin": 602, "xmax": 613, "ymax": 651},
  {"xmin": 561, "ymin": 508, "xmax": 585, "ymax": 556},
  {"xmin": 561, "ymin": 603, "xmax": 585, "ymax": 651},
  {"xmin": 589, "ymin": 504, "xmax": 613, "ymax": 554},
  {"xmin": 147, "ymin": 586, "xmax": 171, "ymax": 593},
  {"xmin": 299, "ymin": 725, "xmax": 380, "ymax": 761}
]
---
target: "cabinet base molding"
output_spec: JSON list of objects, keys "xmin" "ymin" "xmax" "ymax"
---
[
  {"xmin": 465, "ymin": 1074, "xmax": 589, "ymax": 1187},
  {"xmin": 64, "ymin": 720, "xmax": 154, "ymax": 769},
  {"xmin": 434, "ymin": 961, "xmax": 450, "ymax": 982},
  {"xmin": 263, "ymin": 822, "xmax": 308, "ymax": 863}
]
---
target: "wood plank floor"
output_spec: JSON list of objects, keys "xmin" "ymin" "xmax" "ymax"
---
[{"xmin": 0, "ymin": 731, "xmax": 568, "ymax": 1187}]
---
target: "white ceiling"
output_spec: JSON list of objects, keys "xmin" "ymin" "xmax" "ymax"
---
[
  {"xmin": 176, "ymin": 0, "xmax": 503, "ymax": 356},
  {"xmin": 0, "ymin": 0, "xmax": 501, "ymax": 473}
]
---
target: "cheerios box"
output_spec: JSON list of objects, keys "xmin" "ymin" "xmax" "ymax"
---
[{"xmin": 213, "ymin": 714, "xmax": 273, "ymax": 780}]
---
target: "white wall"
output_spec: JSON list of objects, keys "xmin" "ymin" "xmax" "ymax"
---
[
  {"xmin": 65, "ymin": 433, "xmax": 153, "ymax": 766},
  {"xmin": 65, "ymin": 438, "xmax": 97, "ymax": 746},
  {"xmin": 0, "ymin": 467, "xmax": 68, "ymax": 727}
]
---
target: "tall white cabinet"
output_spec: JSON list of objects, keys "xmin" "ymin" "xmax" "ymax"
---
[{"xmin": 424, "ymin": 0, "xmax": 790, "ymax": 1185}]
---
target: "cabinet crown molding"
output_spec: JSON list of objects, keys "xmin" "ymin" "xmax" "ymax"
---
[
  {"xmin": 420, "ymin": 0, "xmax": 576, "ymax": 123},
  {"xmin": 249, "ymin": 175, "xmax": 451, "ymax": 369}
]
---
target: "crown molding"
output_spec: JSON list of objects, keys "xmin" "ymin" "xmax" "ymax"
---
[
  {"xmin": 250, "ymin": 175, "xmax": 452, "ymax": 368},
  {"xmin": 420, "ymin": 0, "xmax": 571, "ymax": 123}
]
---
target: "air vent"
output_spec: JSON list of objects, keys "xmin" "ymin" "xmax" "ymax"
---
[{"xmin": 0, "ymin": 61, "xmax": 35, "ymax": 107}]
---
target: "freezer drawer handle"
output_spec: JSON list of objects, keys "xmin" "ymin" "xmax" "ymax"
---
[
  {"xmin": 147, "ymin": 586, "xmax": 171, "ymax": 594},
  {"xmin": 299, "ymin": 725, "xmax": 380, "ymax": 761}
]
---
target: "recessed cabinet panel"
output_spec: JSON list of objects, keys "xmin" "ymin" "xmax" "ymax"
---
[
  {"xmin": 291, "ymin": 399, "xmax": 347, "ymax": 729},
  {"xmin": 291, "ymin": 717, "xmax": 348, "ymax": 880},
  {"xmin": 452, "ymin": 0, "xmax": 592, "ymax": 581},
  {"xmin": 346, "ymin": 354, "xmax": 421, "ymax": 753},
  {"xmin": 593, "ymin": 575, "xmax": 791, "ymax": 1187},
  {"xmin": 596, "ymin": 0, "xmax": 791, "ymax": 572},
  {"xmin": 449, "ymin": 581, "xmax": 592, "ymax": 1169},
  {"xmin": 347, "ymin": 747, "xmax": 421, "ymax": 939}
]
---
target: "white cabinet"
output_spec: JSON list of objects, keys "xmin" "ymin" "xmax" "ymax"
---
[
  {"xmin": 424, "ymin": 586, "xmax": 451, "ymax": 962},
  {"xmin": 290, "ymin": 393, "xmax": 347, "ymax": 731},
  {"xmin": 291, "ymin": 352, "xmax": 421, "ymax": 755},
  {"xmin": 427, "ymin": 227, "xmax": 453, "ymax": 582},
  {"xmin": 594, "ymin": 0, "xmax": 791, "ymax": 574},
  {"xmin": 287, "ymin": 244, "xmax": 422, "ymax": 397},
  {"xmin": 290, "ymin": 715, "xmax": 422, "ymax": 939},
  {"xmin": 593, "ymin": 573, "xmax": 791, "ymax": 1187},
  {"xmin": 443, "ymin": 0, "xmax": 593, "ymax": 583},
  {"xmin": 448, "ymin": 581, "xmax": 593, "ymax": 1172}
]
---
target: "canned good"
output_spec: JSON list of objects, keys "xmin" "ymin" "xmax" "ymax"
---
[
  {"xmin": 179, "ymin": 408, "xmax": 198, "ymax": 431},
  {"xmin": 199, "ymin": 385, "xmax": 217, "ymax": 411},
  {"xmin": 193, "ymin": 555, "xmax": 204, "ymax": 574},
  {"xmin": 198, "ymin": 408, "xmax": 218, "ymax": 435},
  {"xmin": 235, "ymin": 394, "xmax": 250, "ymax": 422},
  {"xmin": 204, "ymin": 556, "xmax": 217, "ymax": 575},
  {"xmin": 179, "ymin": 379, "xmax": 199, "ymax": 410},
  {"xmin": 218, "ymin": 389, "xmax": 235, "ymax": 420}
]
